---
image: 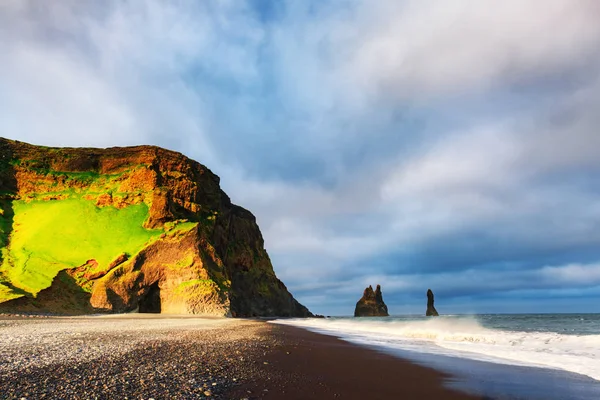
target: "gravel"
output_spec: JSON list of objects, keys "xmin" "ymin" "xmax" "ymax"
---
[{"xmin": 0, "ymin": 314, "xmax": 278, "ymax": 399}]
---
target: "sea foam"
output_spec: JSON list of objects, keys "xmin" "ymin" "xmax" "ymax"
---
[{"xmin": 272, "ymin": 316, "xmax": 600, "ymax": 381}]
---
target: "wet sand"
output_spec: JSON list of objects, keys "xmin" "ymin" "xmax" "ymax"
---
[
  {"xmin": 0, "ymin": 315, "xmax": 480, "ymax": 399},
  {"xmin": 228, "ymin": 323, "xmax": 481, "ymax": 399}
]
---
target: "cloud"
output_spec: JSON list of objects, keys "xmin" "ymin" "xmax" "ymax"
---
[
  {"xmin": 541, "ymin": 263, "xmax": 600, "ymax": 286},
  {"xmin": 0, "ymin": 0, "xmax": 264, "ymax": 166},
  {"xmin": 345, "ymin": 0, "xmax": 600, "ymax": 98},
  {"xmin": 2, "ymin": 1, "xmax": 600, "ymax": 314}
]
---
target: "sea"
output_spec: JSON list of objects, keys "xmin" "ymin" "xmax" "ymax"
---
[{"xmin": 272, "ymin": 314, "xmax": 600, "ymax": 400}]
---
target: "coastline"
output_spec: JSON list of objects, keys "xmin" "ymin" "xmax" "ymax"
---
[
  {"xmin": 1, "ymin": 315, "xmax": 479, "ymax": 399},
  {"xmin": 267, "ymin": 317, "xmax": 600, "ymax": 400},
  {"xmin": 227, "ymin": 323, "xmax": 480, "ymax": 399}
]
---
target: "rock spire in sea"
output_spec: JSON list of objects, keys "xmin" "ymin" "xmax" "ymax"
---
[
  {"xmin": 426, "ymin": 289, "xmax": 439, "ymax": 316},
  {"xmin": 354, "ymin": 284, "xmax": 389, "ymax": 317}
]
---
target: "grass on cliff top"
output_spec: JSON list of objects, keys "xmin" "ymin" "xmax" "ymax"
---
[{"xmin": 0, "ymin": 198, "xmax": 162, "ymax": 299}]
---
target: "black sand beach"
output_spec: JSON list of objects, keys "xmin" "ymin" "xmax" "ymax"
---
[
  {"xmin": 0, "ymin": 315, "xmax": 479, "ymax": 399},
  {"xmin": 229, "ymin": 323, "xmax": 479, "ymax": 400}
]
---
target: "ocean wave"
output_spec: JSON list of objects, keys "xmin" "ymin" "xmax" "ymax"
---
[{"xmin": 272, "ymin": 317, "xmax": 600, "ymax": 381}]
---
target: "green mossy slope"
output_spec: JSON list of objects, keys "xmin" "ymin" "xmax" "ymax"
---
[{"xmin": 0, "ymin": 198, "xmax": 161, "ymax": 299}]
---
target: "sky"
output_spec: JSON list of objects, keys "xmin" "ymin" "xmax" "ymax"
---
[{"xmin": 1, "ymin": 1, "xmax": 600, "ymax": 315}]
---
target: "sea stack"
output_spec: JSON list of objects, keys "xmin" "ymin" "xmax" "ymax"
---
[
  {"xmin": 426, "ymin": 289, "xmax": 439, "ymax": 316},
  {"xmin": 354, "ymin": 284, "xmax": 389, "ymax": 317}
]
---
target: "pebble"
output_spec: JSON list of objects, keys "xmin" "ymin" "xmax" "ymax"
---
[{"xmin": 0, "ymin": 316, "xmax": 276, "ymax": 400}]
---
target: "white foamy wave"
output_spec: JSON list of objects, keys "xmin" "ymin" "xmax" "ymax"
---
[{"xmin": 272, "ymin": 317, "xmax": 600, "ymax": 381}]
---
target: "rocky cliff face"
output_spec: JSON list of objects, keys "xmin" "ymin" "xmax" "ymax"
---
[
  {"xmin": 426, "ymin": 289, "xmax": 439, "ymax": 316},
  {"xmin": 0, "ymin": 138, "xmax": 311, "ymax": 317},
  {"xmin": 354, "ymin": 284, "xmax": 389, "ymax": 317}
]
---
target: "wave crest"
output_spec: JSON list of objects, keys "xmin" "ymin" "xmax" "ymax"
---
[{"xmin": 272, "ymin": 316, "xmax": 600, "ymax": 381}]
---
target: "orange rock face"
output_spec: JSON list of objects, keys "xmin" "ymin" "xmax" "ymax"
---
[{"xmin": 0, "ymin": 138, "xmax": 311, "ymax": 317}]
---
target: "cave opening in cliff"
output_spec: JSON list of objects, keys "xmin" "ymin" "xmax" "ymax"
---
[{"xmin": 139, "ymin": 282, "xmax": 161, "ymax": 313}]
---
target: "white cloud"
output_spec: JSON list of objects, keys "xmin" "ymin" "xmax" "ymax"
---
[
  {"xmin": 345, "ymin": 0, "xmax": 600, "ymax": 98},
  {"xmin": 0, "ymin": 40, "xmax": 139, "ymax": 146},
  {"xmin": 0, "ymin": 0, "xmax": 264, "ymax": 166},
  {"xmin": 540, "ymin": 263, "xmax": 600, "ymax": 285},
  {"xmin": 381, "ymin": 125, "xmax": 520, "ymax": 199}
]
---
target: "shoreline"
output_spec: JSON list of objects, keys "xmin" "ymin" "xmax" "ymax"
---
[
  {"xmin": 227, "ymin": 323, "xmax": 480, "ymax": 399},
  {"xmin": 267, "ymin": 319, "xmax": 600, "ymax": 400},
  {"xmin": 1, "ymin": 315, "xmax": 480, "ymax": 399},
  {"xmin": 5, "ymin": 315, "xmax": 599, "ymax": 399}
]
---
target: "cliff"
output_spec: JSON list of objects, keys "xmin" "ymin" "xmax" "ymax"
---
[
  {"xmin": 0, "ymin": 138, "xmax": 311, "ymax": 317},
  {"xmin": 426, "ymin": 289, "xmax": 439, "ymax": 316},
  {"xmin": 354, "ymin": 284, "xmax": 389, "ymax": 317}
]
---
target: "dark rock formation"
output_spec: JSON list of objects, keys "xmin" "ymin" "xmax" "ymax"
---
[
  {"xmin": 426, "ymin": 289, "xmax": 439, "ymax": 316},
  {"xmin": 0, "ymin": 138, "xmax": 312, "ymax": 317},
  {"xmin": 354, "ymin": 284, "xmax": 389, "ymax": 317}
]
